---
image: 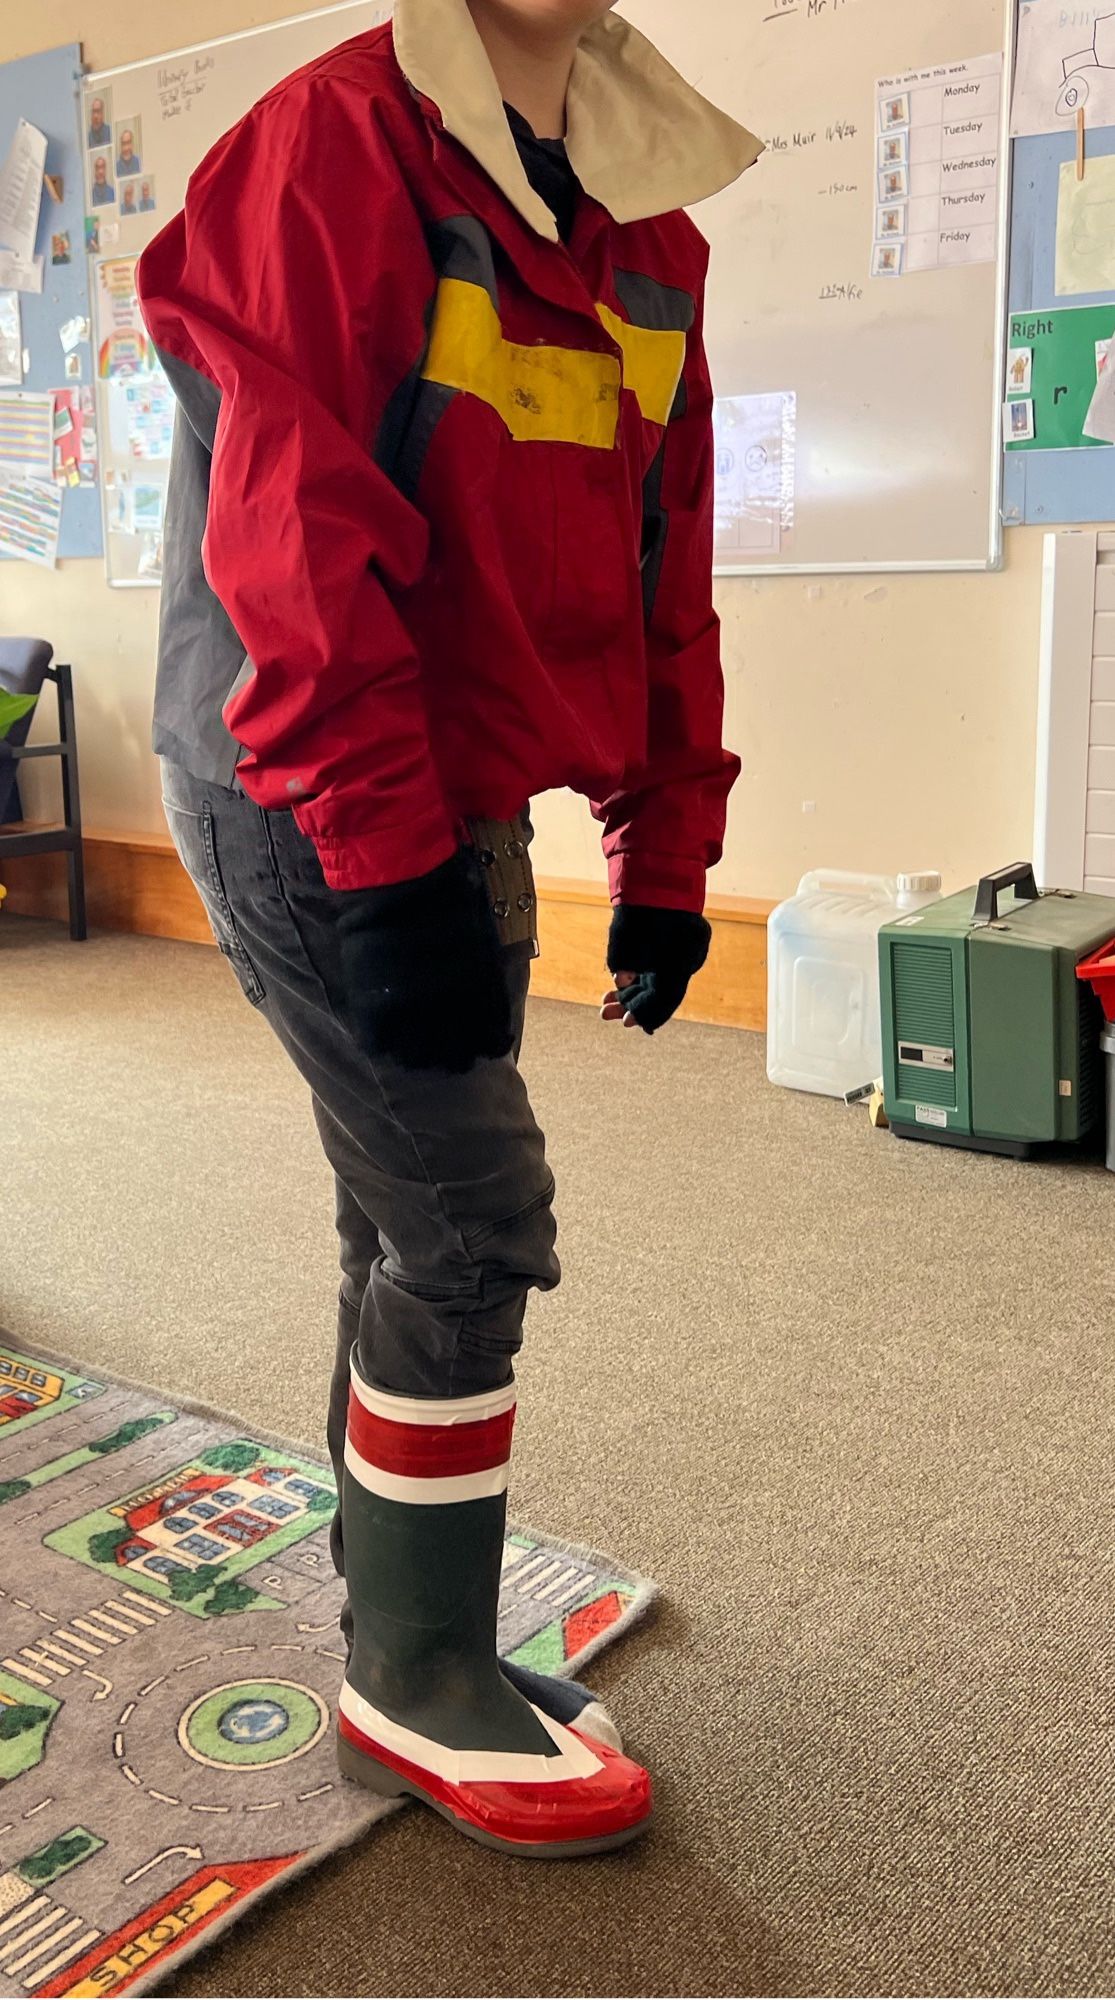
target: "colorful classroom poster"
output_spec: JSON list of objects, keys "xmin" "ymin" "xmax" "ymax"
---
[
  {"xmin": 0, "ymin": 388, "xmax": 54, "ymax": 473},
  {"xmin": 0, "ymin": 469, "xmax": 63, "ymax": 565},
  {"xmin": 872, "ymin": 54, "xmax": 1003, "ymax": 277},
  {"xmin": 1005, "ymin": 304, "xmax": 1115, "ymax": 451}
]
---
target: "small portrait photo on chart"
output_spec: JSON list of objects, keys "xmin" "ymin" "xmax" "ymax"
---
[
  {"xmin": 872, "ymin": 240, "xmax": 905, "ymax": 278},
  {"xmin": 135, "ymin": 175, "xmax": 157, "ymax": 214},
  {"xmin": 879, "ymin": 166, "xmax": 909, "ymax": 202},
  {"xmin": 878, "ymin": 205, "xmax": 906, "ymax": 240},
  {"xmin": 51, "ymin": 231, "xmax": 71, "ymax": 266},
  {"xmin": 878, "ymin": 131, "xmax": 908, "ymax": 170},
  {"xmin": 90, "ymin": 151, "xmax": 115, "ymax": 207},
  {"xmin": 881, "ymin": 91, "xmax": 911, "ymax": 132},
  {"xmin": 1006, "ymin": 398, "xmax": 1035, "ymax": 442},
  {"xmin": 114, "ymin": 117, "xmax": 143, "ymax": 179},
  {"xmin": 87, "ymin": 86, "xmax": 112, "ymax": 150},
  {"xmin": 1007, "ymin": 346, "xmax": 1033, "ymax": 395}
]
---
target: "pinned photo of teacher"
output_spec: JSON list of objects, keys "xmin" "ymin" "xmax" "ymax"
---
[
  {"xmin": 87, "ymin": 91, "xmax": 112, "ymax": 148},
  {"xmin": 90, "ymin": 153, "xmax": 115, "ymax": 206},
  {"xmin": 115, "ymin": 119, "xmax": 143, "ymax": 178}
]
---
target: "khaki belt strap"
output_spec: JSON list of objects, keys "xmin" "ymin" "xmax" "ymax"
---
[{"xmin": 465, "ymin": 814, "xmax": 539, "ymax": 955}]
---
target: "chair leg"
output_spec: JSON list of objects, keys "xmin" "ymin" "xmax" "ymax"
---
[
  {"xmin": 55, "ymin": 664, "xmax": 87, "ymax": 942},
  {"xmin": 66, "ymin": 838, "xmax": 87, "ymax": 942}
]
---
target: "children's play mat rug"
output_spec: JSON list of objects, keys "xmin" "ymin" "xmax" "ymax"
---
[{"xmin": 0, "ymin": 1337, "xmax": 653, "ymax": 1997}]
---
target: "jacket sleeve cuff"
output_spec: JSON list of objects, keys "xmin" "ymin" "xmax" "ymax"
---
[
  {"xmin": 296, "ymin": 801, "xmax": 457, "ymax": 892},
  {"xmin": 607, "ymin": 849, "xmax": 707, "ymax": 914}
]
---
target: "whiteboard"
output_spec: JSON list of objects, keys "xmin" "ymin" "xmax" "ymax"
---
[
  {"xmin": 82, "ymin": 0, "xmax": 390, "ymax": 584},
  {"xmin": 621, "ymin": 0, "xmax": 1016, "ymax": 573},
  {"xmin": 84, "ymin": 0, "xmax": 1014, "ymax": 578}
]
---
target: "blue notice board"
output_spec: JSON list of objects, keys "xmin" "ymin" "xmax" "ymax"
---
[
  {"xmin": 1005, "ymin": 124, "xmax": 1115, "ymax": 526},
  {"xmin": 0, "ymin": 43, "xmax": 101, "ymax": 559}
]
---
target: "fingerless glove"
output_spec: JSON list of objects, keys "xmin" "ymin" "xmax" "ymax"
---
[{"xmin": 607, "ymin": 904, "xmax": 712, "ymax": 1035}]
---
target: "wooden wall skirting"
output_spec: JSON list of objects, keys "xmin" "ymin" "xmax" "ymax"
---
[{"xmin": 1, "ymin": 827, "xmax": 771, "ymax": 1031}]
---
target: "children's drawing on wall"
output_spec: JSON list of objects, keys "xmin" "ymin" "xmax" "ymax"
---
[
  {"xmin": 1013, "ymin": 1, "xmax": 1115, "ymax": 134},
  {"xmin": 114, "ymin": 118, "xmax": 142, "ymax": 180},
  {"xmin": 1055, "ymin": 155, "xmax": 1115, "ymax": 295},
  {"xmin": 87, "ymin": 89, "xmax": 112, "ymax": 150}
]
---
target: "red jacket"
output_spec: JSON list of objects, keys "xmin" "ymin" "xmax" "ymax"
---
[{"xmin": 138, "ymin": 8, "xmax": 760, "ymax": 907}]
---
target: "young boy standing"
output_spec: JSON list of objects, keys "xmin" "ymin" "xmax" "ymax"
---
[{"xmin": 138, "ymin": 0, "xmax": 759, "ymax": 1858}]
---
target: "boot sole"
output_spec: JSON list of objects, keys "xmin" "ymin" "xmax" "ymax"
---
[{"xmin": 337, "ymin": 1733, "xmax": 652, "ymax": 1859}]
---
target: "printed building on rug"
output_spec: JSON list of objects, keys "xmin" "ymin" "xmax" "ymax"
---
[
  {"xmin": 0, "ymin": 1354, "xmax": 64, "ymax": 1423},
  {"xmin": 111, "ymin": 1465, "xmax": 331, "ymax": 1582}
]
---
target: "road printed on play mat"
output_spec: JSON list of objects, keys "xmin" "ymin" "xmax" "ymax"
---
[{"xmin": 0, "ymin": 1342, "xmax": 649, "ymax": 1997}]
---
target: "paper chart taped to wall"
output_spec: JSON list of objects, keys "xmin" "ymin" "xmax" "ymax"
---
[
  {"xmin": 0, "ymin": 469, "xmax": 62, "ymax": 565},
  {"xmin": 124, "ymin": 377, "xmax": 175, "ymax": 459},
  {"xmin": 871, "ymin": 55, "xmax": 1003, "ymax": 277},
  {"xmin": 0, "ymin": 390, "xmax": 54, "ymax": 473},
  {"xmin": 0, "ymin": 249, "xmax": 43, "ymax": 293},
  {"xmin": 0, "ymin": 116, "xmax": 46, "ymax": 264},
  {"xmin": 0, "ymin": 288, "xmax": 21, "ymax": 385},
  {"xmin": 713, "ymin": 392, "xmax": 796, "ymax": 561}
]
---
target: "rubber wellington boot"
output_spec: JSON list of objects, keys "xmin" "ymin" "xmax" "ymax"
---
[{"xmin": 336, "ymin": 1354, "xmax": 653, "ymax": 1856}]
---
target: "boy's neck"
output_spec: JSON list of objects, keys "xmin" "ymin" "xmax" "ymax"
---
[{"xmin": 466, "ymin": 1, "xmax": 580, "ymax": 138}]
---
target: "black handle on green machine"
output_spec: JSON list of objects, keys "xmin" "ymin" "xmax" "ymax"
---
[{"xmin": 973, "ymin": 863, "xmax": 1041, "ymax": 924}]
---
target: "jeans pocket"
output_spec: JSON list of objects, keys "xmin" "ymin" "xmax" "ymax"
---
[{"xmin": 163, "ymin": 797, "xmax": 266, "ymax": 1007}]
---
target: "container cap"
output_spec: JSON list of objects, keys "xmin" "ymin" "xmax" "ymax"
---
[{"xmin": 897, "ymin": 872, "xmax": 942, "ymax": 895}]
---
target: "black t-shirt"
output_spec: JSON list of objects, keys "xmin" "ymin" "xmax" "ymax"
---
[{"xmin": 505, "ymin": 102, "xmax": 581, "ymax": 244}]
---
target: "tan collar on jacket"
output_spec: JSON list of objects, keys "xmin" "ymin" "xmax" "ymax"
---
[{"xmin": 392, "ymin": 0, "xmax": 763, "ymax": 241}]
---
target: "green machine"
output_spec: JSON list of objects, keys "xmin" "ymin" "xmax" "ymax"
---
[{"xmin": 878, "ymin": 863, "xmax": 1115, "ymax": 1157}]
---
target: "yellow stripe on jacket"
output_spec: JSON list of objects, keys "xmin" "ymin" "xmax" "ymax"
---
[
  {"xmin": 421, "ymin": 279, "xmax": 688, "ymax": 445},
  {"xmin": 423, "ymin": 278, "xmax": 621, "ymax": 448}
]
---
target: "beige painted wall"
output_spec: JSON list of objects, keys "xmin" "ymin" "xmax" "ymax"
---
[{"xmin": 7, "ymin": 5, "xmax": 1054, "ymax": 902}]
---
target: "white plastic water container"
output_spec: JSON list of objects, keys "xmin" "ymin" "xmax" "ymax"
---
[{"xmin": 767, "ymin": 870, "xmax": 942, "ymax": 1098}]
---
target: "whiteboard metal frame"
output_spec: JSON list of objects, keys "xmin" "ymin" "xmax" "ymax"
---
[{"xmin": 714, "ymin": 0, "xmax": 1017, "ymax": 578}]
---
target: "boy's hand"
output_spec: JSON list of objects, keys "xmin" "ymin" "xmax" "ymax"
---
[{"xmin": 600, "ymin": 905, "xmax": 712, "ymax": 1036}]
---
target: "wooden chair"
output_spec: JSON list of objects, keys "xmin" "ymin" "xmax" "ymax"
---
[{"xmin": 0, "ymin": 638, "xmax": 87, "ymax": 942}]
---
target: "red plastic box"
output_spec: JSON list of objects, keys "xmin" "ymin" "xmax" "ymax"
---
[{"xmin": 1076, "ymin": 938, "xmax": 1115, "ymax": 1022}]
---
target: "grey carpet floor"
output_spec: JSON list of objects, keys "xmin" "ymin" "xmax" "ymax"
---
[{"xmin": 1, "ymin": 916, "xmax": 1112, "ymax": 1999}]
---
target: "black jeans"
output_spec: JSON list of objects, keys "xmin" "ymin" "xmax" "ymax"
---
[{"xmin": 161, "ymin": 761, "xmax": 561, "ymax": 1586}]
